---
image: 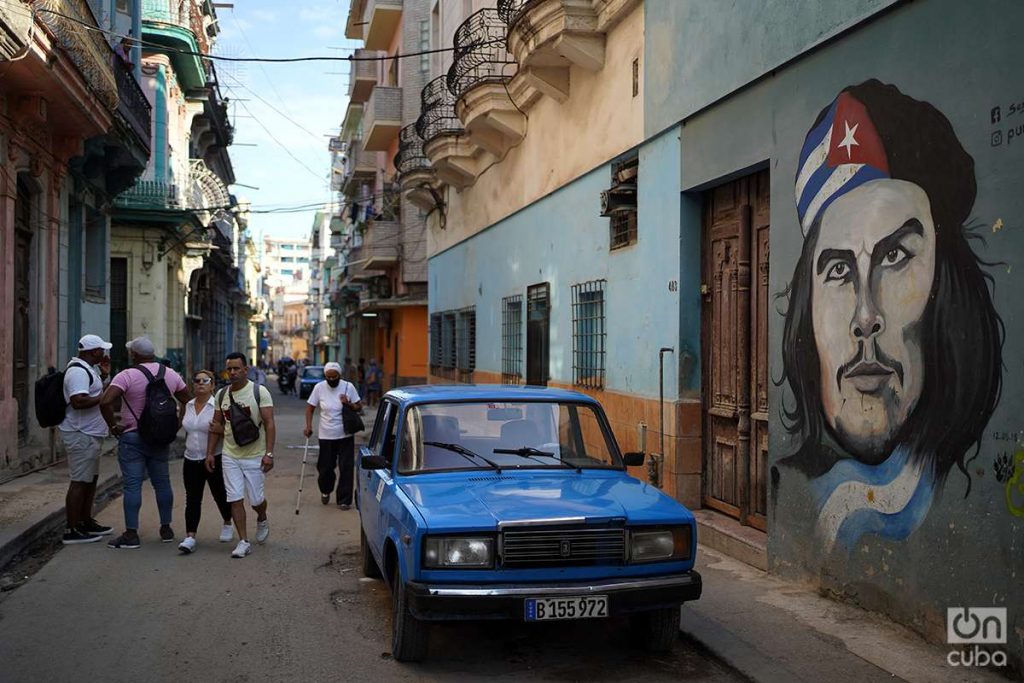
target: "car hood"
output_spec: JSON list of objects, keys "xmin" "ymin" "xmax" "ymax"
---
[{"xmin": 399, "ymin": 472, "xmax": 690, "ymax": 530}]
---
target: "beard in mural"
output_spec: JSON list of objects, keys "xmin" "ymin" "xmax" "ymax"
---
[{"xmin": 780, "ymin": 79, "xmax": 1003, "ymax": 552}]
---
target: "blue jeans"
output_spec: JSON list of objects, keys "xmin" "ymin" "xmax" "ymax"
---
[{"xmin": 118, "ymin": 431, "xmax": 173, "ymax": 530}]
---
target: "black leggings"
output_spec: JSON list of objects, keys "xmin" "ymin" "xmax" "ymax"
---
[
  {"xmin": 318, "ymin": 437, "xmax": 355, "ymax": 505},
  {"xmin": 182, "ymin": 456, "xmax": 232, "ymax": 533}
]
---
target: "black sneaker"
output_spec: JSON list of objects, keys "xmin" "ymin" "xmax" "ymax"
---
[
  {"xmin": 321, "ymin": 494, "xmax": 330, "ymax": 505},
  {"xmin": 80, "ymin": 519, "xmax": 113, "ymax": 536},
  {"xmin": 338, "ymin": 503, "xmax": 351, "ymax": 511},
  {"xmin": 107, "ymin": 532, "xmax": 141, "ymax": 549},
  {"xmin": 63, "ymin": 528, "xmax": 103, "ymax": 545},
  {"xmin": 159, "ymin": 525, "xmax": 175, "ymax": 543}
]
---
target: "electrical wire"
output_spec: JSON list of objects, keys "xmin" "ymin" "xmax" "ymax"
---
[
  {"xmin": 232, "ymin": 98, "xmax": 326, "ymax": 182},
  {"xmin": 221, "ymin": 71, "xmax": 324, "ymax": 144}
]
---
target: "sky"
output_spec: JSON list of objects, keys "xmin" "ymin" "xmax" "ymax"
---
[{"xmin": 215, "ymin": 0, "xmax": 355, "ymax": 244}]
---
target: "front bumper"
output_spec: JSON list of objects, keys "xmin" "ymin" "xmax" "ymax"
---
[{"xmin": 406, "ymin": 571, "xmax": 702, "ymax": 621}]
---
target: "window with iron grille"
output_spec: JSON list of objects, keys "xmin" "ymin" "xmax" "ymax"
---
[
  {"xmin": 456, "ymin": 307, "xmax": 476, "ymax": 377},
  {"xmin": 608, "ymin": 155, "xmax": 638, "ymax": 250},
  {"xmin": 442, "ymin": 312, "xmax": 457, "ymax": 369},
  {"xmin": 501, "ymin": 294, "xmax": 523, "ymax": 384},
  {"xmin": 572, "ymin": 280, "xmax": 606, "ymax": 389},
  {"xmin": 429, "ymin": 313, "xmax": 442, "ymax": 368}
]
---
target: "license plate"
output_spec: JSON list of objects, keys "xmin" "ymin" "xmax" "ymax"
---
[{"xmin": 524, "ymin": 595, "xmax": 608, "ymax": 621}]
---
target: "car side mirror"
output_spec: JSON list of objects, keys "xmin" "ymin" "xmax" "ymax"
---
[{"xmin": 622, "ymin": 452, "xmax": 645, "ymax": 467}]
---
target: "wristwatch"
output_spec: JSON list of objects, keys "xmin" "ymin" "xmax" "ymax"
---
[{"xmin": 265, "ymin": 452, "xmax": 274, "ymax": 459}]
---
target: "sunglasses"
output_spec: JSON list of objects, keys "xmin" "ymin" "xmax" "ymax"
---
[{"xmin": 193, "ymin": 377, "xmax": 213, "ymax": 384}]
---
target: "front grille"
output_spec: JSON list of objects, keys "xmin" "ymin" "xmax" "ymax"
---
[{"xmin": 501, "ymin": 527, "xmax": 626, "ymax": 568}]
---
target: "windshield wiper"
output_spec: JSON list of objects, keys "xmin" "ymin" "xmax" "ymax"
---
[
  {"xmin": 493, "ymin": 447, "xmax": 581, "ymax": 474},
  {"xmin": 424, "ymin": 441, "xmax": 503, "ymax": 472}
]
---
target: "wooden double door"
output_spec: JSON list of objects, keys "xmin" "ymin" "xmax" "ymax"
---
[{"xmin": 701, "ymin": 171, "xmax": 770, "ymax": 531}]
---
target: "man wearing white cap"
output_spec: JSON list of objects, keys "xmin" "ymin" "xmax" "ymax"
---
[
  {"xmin": 100, "ymin": 336, "xmax": 190, "ymax": 549},
  {"xmin": 304, "ymin": 361, "xmax": 362, "ymax": 508},
  {"xmin": 59, "ymin": 334, "xmax": 115, "ymax": 544}
]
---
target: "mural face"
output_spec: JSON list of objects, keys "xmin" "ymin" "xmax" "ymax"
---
[
  {"xmin": 811, "ymin": 180, "xmax": 935, "ymax": 462},
  {"xmin": 781, "ymin": 80, "xmax": 1003, "ymax": 552}
]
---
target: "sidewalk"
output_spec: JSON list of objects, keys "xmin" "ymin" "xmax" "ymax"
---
[
  {"xmin": 0, "ymin": 442, "xmax": 121, "ymax": 569},
  {"xmin": 685, "ymin": 546, "xmax": 1004, "ymax": 683}
]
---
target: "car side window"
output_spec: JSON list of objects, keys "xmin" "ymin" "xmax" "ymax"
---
[
  {"xmin": 375, "ymin": 401, "xmax": 399, "ymax": 465},
  {"xmin": 368, "ymin": 402, "xmax": 392, "ymax": 450}
]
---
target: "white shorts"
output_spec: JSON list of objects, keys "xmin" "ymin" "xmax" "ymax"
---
[{"xmin": 222, "ymin": 455, "xmax": 266, "ymax": 505}]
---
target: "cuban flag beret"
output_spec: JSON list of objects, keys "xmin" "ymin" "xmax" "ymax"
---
[{"xmin": 795, "ymin": 92, "xmax": 891, "ymax": 235}]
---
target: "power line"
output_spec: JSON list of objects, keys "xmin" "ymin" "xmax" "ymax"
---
[
  {"xmin": 221, "ymin": 71, "xmax": 324, "ymax": 144},
  {"xmin": 232, "ymin": 98, "xmax": 326, "ymax": 182}
]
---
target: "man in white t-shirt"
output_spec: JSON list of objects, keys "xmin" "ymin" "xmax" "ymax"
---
[
  {"xmin": 59, "ymin": 334, "xmax": 114, "ymax": 545},
  {"xmin": 304, "ymin": 361, "xmax": 362, "ymax": 509}
]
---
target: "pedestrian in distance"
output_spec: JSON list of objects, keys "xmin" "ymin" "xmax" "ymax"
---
[
  {"xmin": 177, "ymin": 369, "xmax": 234, "ymax": 554},
  {"xmin": 341, "ymin": 357, "xmax": 357, "ymax": 385},
  {"xmin": 100, "ymin": 336, "xmax": 190, "ymax": 549},
  {"xmin": 247, "ymin": 359, "xmax": 267, "ymax": 392},
  {"xmin": 365, "ymin": 358, "xmax": 383, "ymax": 408},
  {"xmin": 356, "ymin": 357, "xmax": 366, "ymax": 399},
  {"xmin": 207, "ymin": 352, "xmax": 276, "ymax": 558},
  {"xmin": 304, "ymin": 361, "xmax": 362, "ymax": 509},
  {"xmin": 59, "ymin": 334, "xmax": 115, "ymax": 545}
]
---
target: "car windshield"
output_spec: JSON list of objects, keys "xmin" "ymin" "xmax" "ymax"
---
[
  {"xmin": 397, "ymin": 401, "xmax": 622, "ymax": 474},
  {"xmin": 303, "ymin": 367, "xmax": 324, "ymax": 380}
]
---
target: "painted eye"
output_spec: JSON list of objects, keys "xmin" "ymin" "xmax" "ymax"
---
[
  {"xmin": 882, "ymin": 247, "xmax": 910, "ymax": 266},
  {"xmin": 824, "ymin": 262, "xmax": 850, "ymax": 283}
]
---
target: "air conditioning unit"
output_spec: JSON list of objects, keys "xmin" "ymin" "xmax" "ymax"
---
[{"xmin": 600, "ymin": 181, "xmax": 637, "ymax": 217}]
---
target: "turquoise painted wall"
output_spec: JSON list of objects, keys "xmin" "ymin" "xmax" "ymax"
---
[
  {"xmin": 429, "ymin": 130, "xmax": 682, "ymax": 400},
  {"xmin": 644, "ymin": 0, "xmax": 897, "ymax": 136}
]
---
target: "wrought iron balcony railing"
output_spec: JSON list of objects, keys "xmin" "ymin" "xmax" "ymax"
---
[
  {"xmin": 415, "ymin": 76, "xmax": 463, "ymax": 145},
  {"xmin": 113, "ymin": 55, "xmax": 152, "ymax": 152},
  {"xmin": 37, "ymin": 0, "xmax": 118, "ymax": 110},
  {"xmin": 394, "ymin": 124, "xmax": 430, "ymax": 178},
  {"xmin": 142, "ymin": 0, "xmax": 209, "ymax": 54},
  {"xmin": 447, "ymin": 9, "xmax": 517, "ymax": 99},
  {"xmin": 496, "ymin": 0, "xmax": 533, "ymax": 28}
]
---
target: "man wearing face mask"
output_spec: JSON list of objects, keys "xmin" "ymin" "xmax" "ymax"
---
[{"xmin": 304, "ymin": 361, "xmax": 362, "ymax": 509}]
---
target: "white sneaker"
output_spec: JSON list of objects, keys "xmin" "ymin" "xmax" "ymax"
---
[
  {"xmin": 178, "ymin": 536, "xmax": 197, "ymax": 554},
  {"xmin": 219, "ymin": 524, "xmax": 234, "ymax": 543},
  {"xmin": 231, "ymin": 539, "xmax": 251, "ymax": 558},
  {"xmin": 255, "ymin": 519, "xmax": 270, "ymax": 544}
]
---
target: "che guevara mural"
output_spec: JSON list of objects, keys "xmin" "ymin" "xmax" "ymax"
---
[{"xmin": 779, "ymin": 80, "xmax": 1004, "ymax": 553}]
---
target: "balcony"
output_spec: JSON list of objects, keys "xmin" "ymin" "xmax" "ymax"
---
[
  {"xmin": 497, "ymin": 0, "xmax": 632, "ymax": 102},
  {"xmin": 347, "ymin": 0, "xmax": 403, "ymax": 50},
  {"xmin": 114, "ymin": 179, "xmax": 184, "ymax": 210},
  {"xmin": 142, "ymin": 0, "xmax": 208, "ymax": 89},
  {"xmin": 0, "ymin": 3, "xmax": 31, "ymax": 59},
  {"xmin": 343, "ymin": 137, "xmax": 378, "ymax": 195},
  {"xmin": 448, "ymin": 9, "xmax": 525, "ymax": 157},
  {"xmin": 416, "ymin": 77, "xmax": 485, "ymax": 190},
  {"xmin": 113, "ymin": 57, "xmax": 152, "ymax": 155},
  {"xmin": 348, "ymin": 49, "xmax": 377, "ymax": 103},
  {"xmin": 394, "ymin": 125, "xmax": 435, "ymax": 212},
  {"xmin": 346, "ymin": 245, "xmax": 385, "ymax": 281},
  {"xmin": 37, "ymin": 0, "xmax": 118, "ymax": 110},
  {"xmin": 363, "ymin": 219, "xmax": 400, "ymax": 269},
  {"xmin": 363, "ymin": 85, "xmax": 402, "ymax": 151}
]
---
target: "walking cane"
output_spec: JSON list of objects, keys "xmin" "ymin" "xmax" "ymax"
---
[{"xmin": 295, "ymin": 436, "xmax": 310, "ymax": 515}]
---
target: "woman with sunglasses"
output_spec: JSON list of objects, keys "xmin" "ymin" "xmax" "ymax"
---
[{"xmin": 178, "ymin": 370, "xmax": 234, "ymax": 553}]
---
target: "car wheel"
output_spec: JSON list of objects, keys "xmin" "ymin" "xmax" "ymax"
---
[
  {"xmin": 630, "ymin": 606, "xmax": 680, "ymax": 652},
  {"xmin": 360, "ymin": 527, "xmax": 382, "ymax": 579},
  {"xmin": 390, "ymin": 564, "xmax": 429, "ymax": 662}
]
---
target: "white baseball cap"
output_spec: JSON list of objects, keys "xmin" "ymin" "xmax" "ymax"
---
[
  {"xmin": 126, "ymin": 336, "xmax": 155, "ymax": 356},
  {"xmin": 78, "ymin": 334, "xmax": 112, "ymax": 351}
]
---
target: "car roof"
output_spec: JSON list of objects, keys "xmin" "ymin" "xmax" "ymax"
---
[{"xmin": 383, "ymin": 384, "xmax": 600, "ymax": 406}]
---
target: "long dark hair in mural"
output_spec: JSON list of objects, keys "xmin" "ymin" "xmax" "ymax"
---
[{"xmin": 780, "ymin": 79, "xmax": 1003, "ymax": 552}]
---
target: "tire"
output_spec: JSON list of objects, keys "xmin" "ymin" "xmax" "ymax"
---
[
  {"xmin": 390, "ymin": 565, "xmax": 429, "ymax": 662},
  {"xmin": 630, "ymin": 606, "xmax": 681, "ymax": 653},
  {"xmin": 360, "ymin": 527, "xmax": 382, "ymax": 579}
]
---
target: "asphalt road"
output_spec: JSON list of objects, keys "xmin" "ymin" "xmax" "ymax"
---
[{"xmin": 0, "ymin": 393, "xmax": 742, "ymax": 682}]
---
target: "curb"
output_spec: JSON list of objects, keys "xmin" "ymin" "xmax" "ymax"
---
[{"xmin": 0, "ymin": 468, "xmax": 122, "ymax": 571}]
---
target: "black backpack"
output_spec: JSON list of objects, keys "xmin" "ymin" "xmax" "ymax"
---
[
  {"xmin": 34, "ymin": 361, "xmax": 96, "ymax": 428},
  {"xmin": 124, "ymin": 364, "xmax": 179, "ymax": 446}
]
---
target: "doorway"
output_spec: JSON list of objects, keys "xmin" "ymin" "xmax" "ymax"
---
[
  {"xmin": 526, "ymin": 283, "xmax": 550, "ymax": 387},
  {"xmin": 700, "ymin": 170, "xmax": 770, "ymax": 530},
  {"xmin": 110, "ymin": 257, "xmax": 129, "ymax": 373}
]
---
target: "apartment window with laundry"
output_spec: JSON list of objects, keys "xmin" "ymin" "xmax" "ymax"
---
[
  {"xmin": 84, "ymin": 209, "xmax": 106, "ymax": 299},
  {"xmin": 572, "ymin": 280, "xmax": 606, "ymax": 389},
  {"xmin": 607, "ymin": 155, "xmax": 638, "ymax": 250},
  {"xmin": 456, "ymin": 307, "xmax": 476, "ymax": 381}
]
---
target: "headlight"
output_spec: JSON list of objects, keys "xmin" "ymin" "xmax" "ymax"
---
[
  {"xmin": 423, "ymin": 536, "xmax": 494, "ymax": 568},
  {"xmin": 630, "ymin": 526, "xmax": 692, "ymax": 563}
]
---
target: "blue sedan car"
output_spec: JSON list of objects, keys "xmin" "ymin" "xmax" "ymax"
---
[{"xmin": 356, "ymin": 385, "xmax": 702, "ymax": 662}]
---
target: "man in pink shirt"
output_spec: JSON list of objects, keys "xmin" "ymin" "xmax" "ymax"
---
[{"xmin": 100, "ymin": 336, "xmax": 190, "ymax": 549}]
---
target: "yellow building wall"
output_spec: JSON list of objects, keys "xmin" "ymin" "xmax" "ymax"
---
[{"xmin": 428, "ymin": 4, "xmax": 644, "ymax": 257}]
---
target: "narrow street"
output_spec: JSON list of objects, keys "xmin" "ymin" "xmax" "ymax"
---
[{"xmin": 0, "ymin": 396, "xmax": 742, "ymax": 683}]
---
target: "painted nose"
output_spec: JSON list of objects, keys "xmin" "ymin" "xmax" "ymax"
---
[{"xmin": 851, "ymin": 297, "xmax": 885, "ymax": 340}]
